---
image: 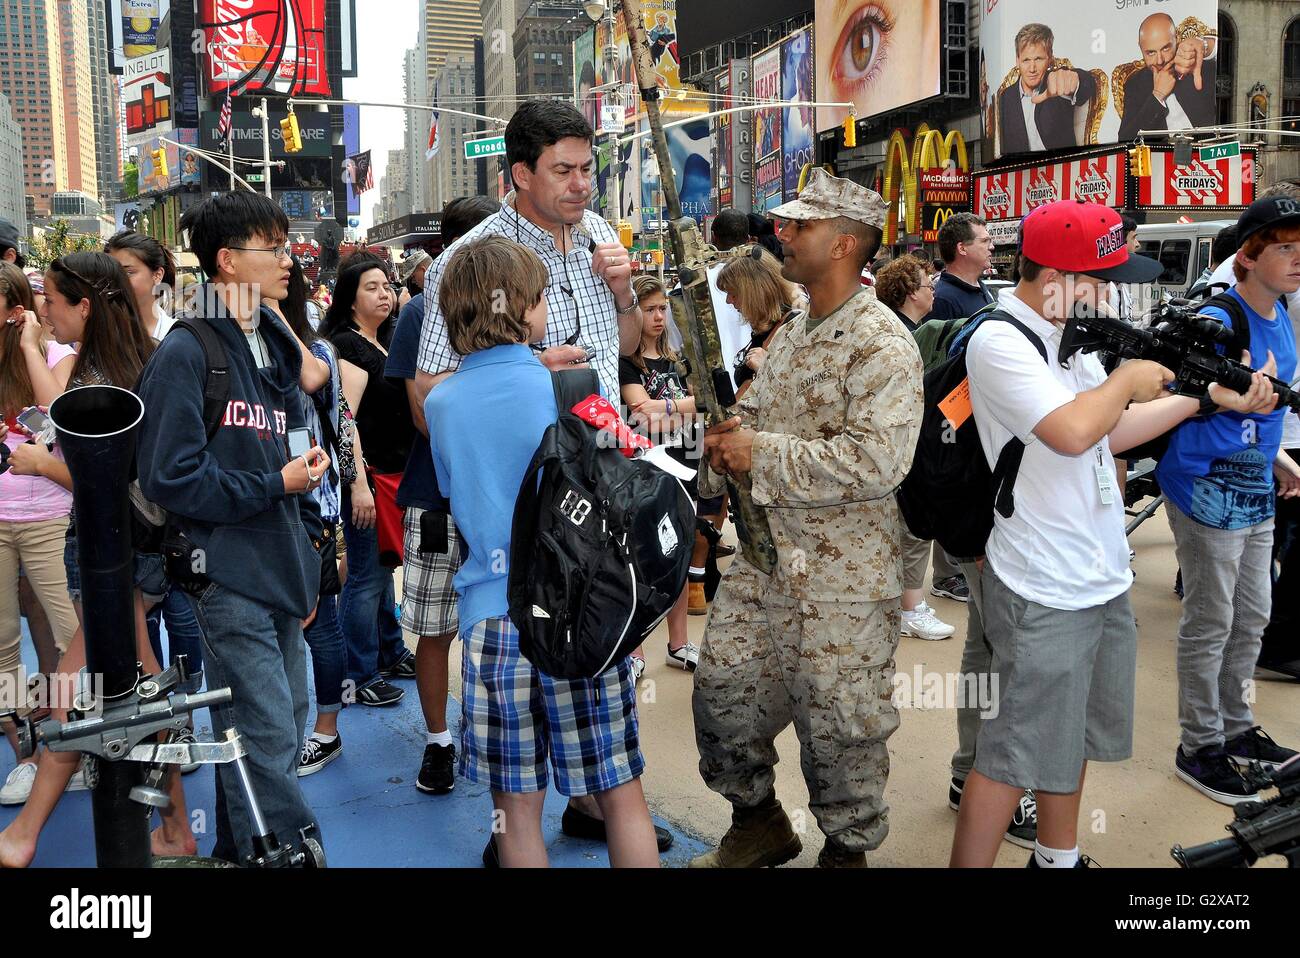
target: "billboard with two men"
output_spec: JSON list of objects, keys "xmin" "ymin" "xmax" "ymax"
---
[{"xmin": 981, "ymin": 2, "xmax": 1219, "ymax": 161}]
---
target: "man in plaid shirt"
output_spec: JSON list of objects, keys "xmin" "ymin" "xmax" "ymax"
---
[{"xmin": 415, "ymin": 100, "xmax": 643, "ymax": 404}]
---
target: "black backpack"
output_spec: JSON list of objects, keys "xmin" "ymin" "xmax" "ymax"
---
[
  {"xmin": 127, "ymin": 318, "xmax": 231, "ymax": 554},
  {"xmin": 897, "ymin": 310, "xmax": 1049, "ymax": 561},
  {"xmin": 507, "ymin": 370, "xmax": 695, "ymax": 679}
]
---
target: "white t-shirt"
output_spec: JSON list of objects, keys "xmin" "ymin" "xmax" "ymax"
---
[
  {"xmin": 1206, "ymin": 254, "xmax": 1300, "ymax": 448},
  {"xmin": 151, "ymin": 304, "xmax": 175, "ymax": 342},
  {"xmin": 706, "ymin": 262, "xmax": 752, "ymax": 392},
  {"xmin": 966, "ymin": 289, "xmax": 1133, "ymax": 610}
]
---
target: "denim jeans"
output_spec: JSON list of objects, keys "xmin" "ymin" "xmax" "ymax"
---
[
  {"xmin": 340, "ymin": 512, "xmax": 408, "ymax": 691},
  {"xmin": 303, "ymin": 593, "xmax": 345, "ymax": 713},
  {"xmin": 147, "ymin": 586, "xmax": 205, "ymax": 695},
  {"xmin": 184, "ymin": 582, "xmax": 319, "ymax": 864}
]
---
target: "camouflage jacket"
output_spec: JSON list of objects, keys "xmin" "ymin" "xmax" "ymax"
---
[{"xmin": 705, "ymin": 287, "xmax": 923, "ymax": 601}]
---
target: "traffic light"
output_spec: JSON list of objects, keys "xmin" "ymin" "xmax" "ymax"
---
[
  {"xmin": 280, "ymin": 113, "xmax": 303, "ymax": 153},
  {"xmin": 152, "ymin": 148, "xmax": 168, "ymax": 179},
  {"xmin": 618, "ymin": 220, "xmax": 634, "ymax": 249},
  {"xmin": 843, "ymin": 111, "xmax": 857, "ymax": 149},
  {"xmin": 1128, "ymin": 145, "xmax": 1151, "ymax": 178}
]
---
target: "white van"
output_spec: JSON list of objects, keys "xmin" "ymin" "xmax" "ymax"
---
[{"xmin": 1133, "ymin": 220, "xmax": 1236, "ymax": 300}]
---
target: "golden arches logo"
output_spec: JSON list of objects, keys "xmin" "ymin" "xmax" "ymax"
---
[
  {"xmin": 882, "ymin": 126, "xmax": 969, "ymax": 244},
  {"xmin": 797, "ymin": 162, "xmax": 835, "ymax": 194}
]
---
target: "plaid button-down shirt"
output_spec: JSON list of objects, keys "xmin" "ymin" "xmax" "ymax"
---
[{"xmin": 416, "ymin": 194, "xmax": 623, "ymax": 399}]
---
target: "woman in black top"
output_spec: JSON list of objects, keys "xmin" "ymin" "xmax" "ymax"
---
[
  {"xmin": 320, "ymin": 254, "xmax": 415, "ymax": 708},
  {"xmin": 618, "ymin": 275, "xmax": 698, "ymax": 675}
]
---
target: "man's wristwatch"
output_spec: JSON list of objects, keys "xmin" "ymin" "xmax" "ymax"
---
[{"xmin": 616, "ymin": 292, "xmax": 639, "ymax": 316}]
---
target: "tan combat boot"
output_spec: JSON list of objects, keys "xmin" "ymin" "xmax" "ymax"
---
[
  {"xmin": 689, "ymin": 800, "xmax": 802, "ymax": 868},
  {"xmin": 687, "ymin": 578, "xmax": 708, "ymax": 616},
  {"xmin": 816, "ymin": 839, "xmax": 868, "ymax": 868}
]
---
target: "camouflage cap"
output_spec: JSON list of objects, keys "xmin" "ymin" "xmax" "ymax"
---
[{"xmin": 768, "ymin": 168, "xmax": 887, "ymax": 229}]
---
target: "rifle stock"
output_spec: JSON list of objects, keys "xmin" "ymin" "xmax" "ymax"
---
[{"xmin": 621, "ymin": 0, "xmax": 777, "ymax": 574}]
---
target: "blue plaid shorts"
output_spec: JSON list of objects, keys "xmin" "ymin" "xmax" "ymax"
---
[{"xmin": 460, "ymin": 616, "xmax": 645, "ymax": 796}]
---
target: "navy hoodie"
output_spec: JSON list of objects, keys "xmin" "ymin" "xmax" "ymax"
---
[{"xmin": 136, "ymin": 285, "xmax": 323, "ymax": 618}]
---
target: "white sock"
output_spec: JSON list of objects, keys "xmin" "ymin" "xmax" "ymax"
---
[
  {"xmin": 1034, "ymin": 842, "xmax": 1079, "ymax": 868},
  {"xmin": 309, "ymin": 732, "xmax": 338, "ymax": 744},
  {"xmin": 689, "ymin": 566, "xmax": 706, "ymax": 576},
  {"xmin": 427, "ymin": 730, "xmax": 453, "ymax": 747}
]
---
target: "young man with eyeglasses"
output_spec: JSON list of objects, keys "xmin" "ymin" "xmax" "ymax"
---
[{"xmin": 136, "ymin": 192, "xmax": 330, "ymax": 865}]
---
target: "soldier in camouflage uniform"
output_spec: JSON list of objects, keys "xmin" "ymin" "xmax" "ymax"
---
[{"xmin": 692, "ymin": 170, "xmax": 924, "ymax": 868}]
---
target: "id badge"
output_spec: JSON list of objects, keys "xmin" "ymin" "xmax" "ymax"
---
[{"xmin": 1094, "ymin": 448, "xmax": 1115, "ymax": 506}]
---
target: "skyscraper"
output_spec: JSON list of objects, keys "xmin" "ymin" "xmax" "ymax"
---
[
  {"xmin": 57, "ymin": 0, "xmax": 98, "ymax": 200},
  {"xmin": 0, "ymin": 0, "xmax": 70, "ymax": 214},
  {"xmin": 425, "ymin": 0, "xmax": 482, "ymax": 70},
  {"xmin": 87, "ymin": 0, "xmax": 122, "ymax": 205},
  {"xmin": 0, "ymin": 92, "xmax": 27, "ymax": 236},
  {"xmin": 480, "ymin": 0, "xmax": 518, "ymax": 124}
]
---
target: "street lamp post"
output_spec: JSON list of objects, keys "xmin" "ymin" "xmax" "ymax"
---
[{"xmin": 586, "ymin": 0, "xmax": 624, "ymax": 231}]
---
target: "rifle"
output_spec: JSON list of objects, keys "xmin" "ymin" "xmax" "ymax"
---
[
  {"xmin": 619, "ymin": 0, "xmax": 777, "ymax": 574},
  {"xmin": 1060, "ymin": 300, "xmax": 1300, "ymax": 414},
  {"xmin": 1172, "ymin": 755, "xmax": 1300, "ymax": 867}
]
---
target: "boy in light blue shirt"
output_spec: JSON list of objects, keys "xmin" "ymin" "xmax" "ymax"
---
[
  {"xmin": 425, "ymin": 235, "xmax": 658, "ymax": 868},
  {"xmin": 1157, "ymin": 197, "xmax": 1300, "ymax": 805}
]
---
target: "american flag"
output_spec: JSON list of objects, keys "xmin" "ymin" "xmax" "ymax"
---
[{"xmin": 216, "ymin": 92, "xmax": 233, "ymax": 142}]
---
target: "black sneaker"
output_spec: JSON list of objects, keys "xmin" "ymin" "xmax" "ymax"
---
[
  {"xmin": 416, "ymin": 743, "xmax": 455, "ymax": 794},
  {"xmin": 1256, "ymin": 656, "xmax": 1300, "ymax": 680},
  {"xmin": 482, "ymin": 834, "xmax": 499, "ymax": 869},
  {"xmin": 1176, "ymin": 745, "xmax": 1260, "ymax": 805},
  {"xmin": 1006, "ymin": 790, "xmax": 1037, "ymax": 849},
  {"xmin": 948, "ymin": 777, "xmax": 1036, "ymax": 848},
  {"xmin": 297, "ymin": 735, "xmax": 342, "ymax": 777},
  {"xmin": 1027, "ymin": 852, "xmax": 1096, "ymax": 868},
  {"xmin": 380, "ymin": 654, "xmax": 417, "ymax": 680},
  {"xmin": 1224, "ymin": 726, "xmax": 1298, "ymax": 770},
  {"xmin": 930, "ymin": 575, "xmax": 970, "ymax": 603},
  {"xmin": 560, "ymin": 802, "xmax": 675, "ymax": 853},
  {"xmin": 355, "ymin": 679, "xmax": 404, "ymax": 707}
]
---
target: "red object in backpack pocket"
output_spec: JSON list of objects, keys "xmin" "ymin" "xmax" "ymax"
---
[{"xmin": 366, "ymin": 467, "xmax": 405, "ymax": 567}]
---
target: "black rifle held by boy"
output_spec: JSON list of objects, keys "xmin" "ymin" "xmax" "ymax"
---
[
  {"xmin": 620, "ymin": 0, "xmax": 776, "ymax": 574},
  {"xmin": 1060, "ymin": 300, "xmax": 1300, "ymax": 414}
]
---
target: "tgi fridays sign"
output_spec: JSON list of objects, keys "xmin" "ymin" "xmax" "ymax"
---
[
  {"xmin": 1136, "ymin": 147, "xmax": 1256, "ymax": 209},
  {"xmin": 975, "ymin": 152, "xmax": 1126, "ymax": 222}
]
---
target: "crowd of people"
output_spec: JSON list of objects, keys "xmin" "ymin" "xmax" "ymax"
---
[{"xmin": 0, "ymin": 98, "xmax": 1296, "ymax": 869}]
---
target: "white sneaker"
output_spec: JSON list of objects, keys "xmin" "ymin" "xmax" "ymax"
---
[
  {"xmin": 0, "ymin": 762, "xmax": 37, "ymax": 805},
  {"xmin": 666, "ymin": 642, "xmax": 699, "ymax": 671},
  {"xmin": 630, "ymin": 656, "xmax": 646, "ymax": 684},
  {"xmin": 901, "ymin": 602, "xmax": 956, "ymax": 641}
]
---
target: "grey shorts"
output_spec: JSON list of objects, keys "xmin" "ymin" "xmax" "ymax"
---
[{"xmin": 973, "ymin": 568, "xmax": 1137, "ymax": 793}]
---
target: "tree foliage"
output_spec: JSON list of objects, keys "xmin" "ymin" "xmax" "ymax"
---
[{"xmin": 27, "ymin": 220, "xmax": 103, "ymax": 271}]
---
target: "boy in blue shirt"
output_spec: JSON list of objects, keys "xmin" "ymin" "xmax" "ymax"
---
[
  {"xmin": 1157, "ymin": 196, "xmax": 1300, "ymax": 804},
  {"xmin": 425, "ymin": 235, "xmax": 659, "ymax": 868}
]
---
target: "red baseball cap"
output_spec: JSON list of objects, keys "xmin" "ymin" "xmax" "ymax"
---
[{"xmin": 1020, "ymin": 201, "xmax": 1162, "ymax": 283}]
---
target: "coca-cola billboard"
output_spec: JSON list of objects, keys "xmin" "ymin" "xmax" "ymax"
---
[{"xmin": 199, "ymin": 0, "xmax": 330, "ymax": 96}]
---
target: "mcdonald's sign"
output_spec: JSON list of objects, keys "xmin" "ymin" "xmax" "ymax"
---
[
  {"xmin": 881, "ymin": 126, "xmax": 971, "ymax": 244},
  {"xmin": 922, "ymin": 205, "xmax": 959, "ymax": 243}
]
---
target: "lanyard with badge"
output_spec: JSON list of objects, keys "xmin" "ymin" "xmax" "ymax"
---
[{"xmin": 1094, "ymin": 445, "xmax": 1116, "ymax": 506}]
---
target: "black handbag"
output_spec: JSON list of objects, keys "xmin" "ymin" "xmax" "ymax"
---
[{"xmin": 315, "ymin": 521, "xmax": 341, "ymax": 597}]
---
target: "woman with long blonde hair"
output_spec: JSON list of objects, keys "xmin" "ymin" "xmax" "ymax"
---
[{"xmin": 715, "ymin": 245, "xmax": 802, "ymax": 393}]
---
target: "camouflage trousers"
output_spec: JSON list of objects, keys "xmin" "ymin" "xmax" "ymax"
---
[{"xmin": 693, "ymin": 557, "xmax": 902, "ymax": 852}]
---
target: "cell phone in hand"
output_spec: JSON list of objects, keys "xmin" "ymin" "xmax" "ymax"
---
[
  {"xmin": 16, "ymin": 407, "xmax": 51, "ymax": 437},
  {"xmin": 288, "ymin": 428, "xmax": 312, "ymax": 461}
]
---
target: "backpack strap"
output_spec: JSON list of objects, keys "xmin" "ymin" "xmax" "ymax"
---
[
  {"xmin": 976, "ymin": 311, "xmax": 1051, "ymax": 520},
  {"xmin": 1202, "ymin": 291, "xmax": 1251, "ymax": 361},
  {"xmin": 170, "ymin": 317, "xmax": 230, "ymax": 442},
  {"xmin": 551, "ymin": 368, "xmax": 601, "ymax": 415},
  {"xmin": 945, "ymin": 302, "xmax": 1004, "ymax": 359}
]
